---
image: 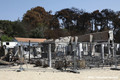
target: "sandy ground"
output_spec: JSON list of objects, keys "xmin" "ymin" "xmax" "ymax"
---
[{"xmin": 0, "ymin": 64, "xmax": 120, "ymax": 80}]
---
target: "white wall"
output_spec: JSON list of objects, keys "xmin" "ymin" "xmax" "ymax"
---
[{"xmin": 3, "ymin": 42, "xmax": 18, "ymax": 48}]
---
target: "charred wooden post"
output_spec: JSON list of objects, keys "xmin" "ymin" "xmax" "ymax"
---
[
  {"xmin": 108, "ymin": 41, "xmax": 111, "ymax": 58},
  {"xmin": 17, "ymin": 45, "xmax": 24, "ymax": 72},
  {"xmin": 109, "ymin": 30, "xmax": 114, "ymax": 57},
  {"xmin": 101, "ymin": 44, "xmax": 105, "ymax": 64},
  {"xmin": 72, "ymin": 43, "xmax": 79, "ymax": 73},
  {"xmin": 91, "ymin": 43, "xmax": 96, "ymax": 56},
  {"xmin": 109, "ymin": 30, "xmax": 118, "ymax": 68},
  {"xmin": 29, "ymin": 40, "xmax": 30, "ymax": 63},
  {"xmin": 48, "ymin": 44, "xmax": 52, "ymax": 68},
  {"xmin": 63, "ymin": 46, "xmax": 66, "ymax": 56},
  {"xmin": 112, "ymin": 42, "xmax": 115, "ymax": 58},
  {"xmin": 110, "ymin": 30, "xmax": 120, "ymax": 70},
  {"xmin": 86, "ymin": 43, "xmax": 88, "ymax": 54},
  {"xmin": 78, "ymin": 44, "xmax": 81, "ymax": 60},
  {"xmin": 112, "ymin": 42, "xmax": 117, "ymax": 68},
  {"xmin": 114, "ymin": 44, "xmax": 117, "ymax": 68},
  {"xmin": 73, "ymin": 37, "xmax": 78, "ymax": 71},
  {"xmin": 9, "ymin": 49, "xmax": 13, "ymax": 62},
  {"xmin": 89, "ymin": 34, "xmax": 93, "ymax": 56},
  {"xmin": 4, "ymin": 46, "xmax": 8, "ymax": 56}
]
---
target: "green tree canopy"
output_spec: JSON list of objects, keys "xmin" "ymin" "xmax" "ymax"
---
[{"xmin": 1, "ymin": 35, "xmax": 13, "ymax": 41}]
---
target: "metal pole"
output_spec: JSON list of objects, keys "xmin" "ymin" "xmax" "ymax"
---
[{"xmin": 49, "ymin": 44, "xmax": 52, "ymax": 68}]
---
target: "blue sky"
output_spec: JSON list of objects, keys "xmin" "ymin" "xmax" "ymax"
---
[{"xmin": 0, "ymin": 0, "xmax": 120, "ymax": 21}]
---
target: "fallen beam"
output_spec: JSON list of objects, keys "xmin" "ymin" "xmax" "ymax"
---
[{"xmin": 0, "ymin": 59, "xmax": 13, "ymax": 65}]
